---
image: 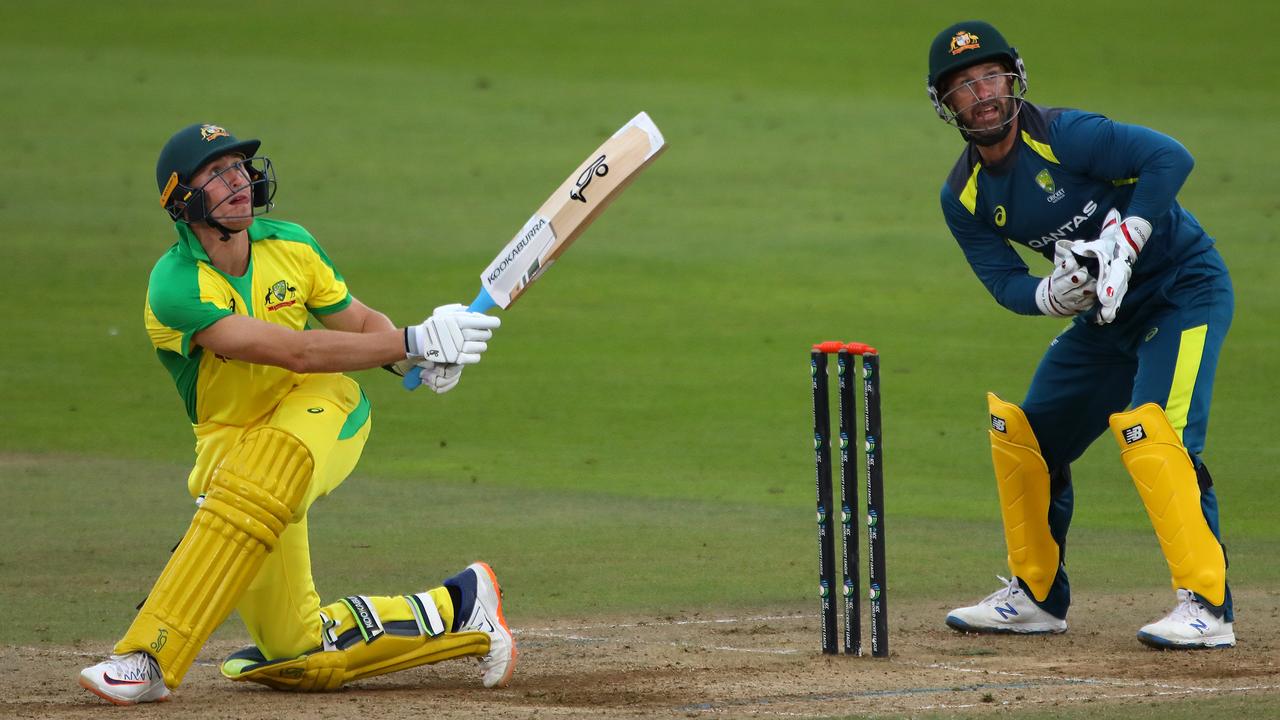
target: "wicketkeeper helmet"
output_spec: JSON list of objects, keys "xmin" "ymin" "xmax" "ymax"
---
[
  {"xmin": 155, "ymin": 123, "xmax": 275, "ymax": 223},
  {"xmin": 926, "ymin": 21, "xmax": 1027, "ymax": 122}
]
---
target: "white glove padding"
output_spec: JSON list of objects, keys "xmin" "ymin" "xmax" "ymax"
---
[
  {"xmin": 1036, "ymin": 240, "xmax": 1098, "ymax": 316},
  {"xmin": 414, "ymin": 361, "xmax": 464, "ymax": 394},
  {"xmin": 405, "ymin": 304, "xmax": 501, "ymax": 364},
  {"xmin": 1093, "ymin": 214, "xmax": 1152, "ymax": 324}
]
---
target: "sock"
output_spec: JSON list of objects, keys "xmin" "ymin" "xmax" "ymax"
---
[{"xmin": 447, "ymin": 585, "xmax": 464, "ymax": 632}]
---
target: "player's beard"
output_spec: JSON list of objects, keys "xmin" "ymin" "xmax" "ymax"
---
[{"xmin": 961, "ymin": 96, "xmax": 1019, "ymax": 147}]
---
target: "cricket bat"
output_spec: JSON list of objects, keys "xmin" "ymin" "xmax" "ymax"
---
[{"xmin": 405, "ymin": 111, "xmax": 666, "ymax": 389}]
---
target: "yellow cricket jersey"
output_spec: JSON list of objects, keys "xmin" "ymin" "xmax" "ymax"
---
[{"xmin": 144, "ymin": 218, "xmax": 353, "ymax": 426}]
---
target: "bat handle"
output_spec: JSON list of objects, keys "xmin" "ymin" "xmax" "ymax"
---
[
  {"xmin": 402, "ymin": 368, "xmax": 423, "ymax": 390},
  {"xmin": 468, "ymin": 287, "xmax": 497, "ymax": 313},
  {"xmin": 403, "ymin": 286, "xmax": 499, "ymax": 391}
]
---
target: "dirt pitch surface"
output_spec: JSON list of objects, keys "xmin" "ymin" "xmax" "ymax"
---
[{"xmin": 7, "ymin": 590, "xmax": 1277, "ymax": 719}]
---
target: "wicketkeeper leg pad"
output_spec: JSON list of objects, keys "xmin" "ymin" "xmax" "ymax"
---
[
  {"xmin": 115, "ymin": 427, "xmax": 314, "ymax": 688},
  {"xmin": 1110, "ymin": 403, "xmax": 1227, "ymax": 606},
  {"xmin": 222, "ymin": 589, "xmax": 490, "ymax": 691},
  {"xmin": 987, "ymin": 393, "xmax": 1061, "ymax": 602}
]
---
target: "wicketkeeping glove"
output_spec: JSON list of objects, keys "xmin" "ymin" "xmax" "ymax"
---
[
  {"xmin": 1036, "ymin": 240, "xmax": 1099, "ymax": 316},
  {"xmin": 1093, "ymin": 213, "xmax": 1151, "ymax": 324},
  {"xmin": 404, "ymin": 303, "xmax": 501, "ymax": 365}
]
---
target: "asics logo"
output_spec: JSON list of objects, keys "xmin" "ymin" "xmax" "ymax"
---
[{"xmin": 994, "ymin": 603, "xmax": 1018, "ymax": 619}]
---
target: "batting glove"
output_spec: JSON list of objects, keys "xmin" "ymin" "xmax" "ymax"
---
[
  {"xmin": 405, "ymin": 303, "xmax": 501, "ymax": 365},
  {"xmin": 413, "ymin": 361, "xmax": 464, "ymax": 394}
]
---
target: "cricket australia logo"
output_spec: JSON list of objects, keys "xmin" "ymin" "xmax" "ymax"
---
[
  {"xmin": 570, "ymin": 154, "xmax": 609, "ymax": 203},
  {"xmin": 1122, "ymin": 424, "xmax": 1147, "ymax": 444},
  {"xmin": 991, "ymin": 415, "xmax": 1008, "ymax": 433},
  {"xmin": 949, "ymin": 31, "xmax": 980, "ymax": 55},
  {"xmin": 1036, "ymin": 168, "xmax": 1066, "ymax": 203},
  {"xmin": 264, "ymin": 279, "xmax": 298, "ymax": 312},
  {"xmin": 199, "ymin": 124, "xmax": 230, "ymax": 142}
]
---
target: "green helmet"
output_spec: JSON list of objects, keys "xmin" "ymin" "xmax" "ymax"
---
[
  {"xmin": 927, "ymin": 21, "xmax": 1021, "ymax": 92},
  {"xmin": 926, "ymin": 21, "xmax": 1028, "ymax": 142},
  {"xmin": 155, "ymin": 123, "xmax": 274, "ymax": 223}
]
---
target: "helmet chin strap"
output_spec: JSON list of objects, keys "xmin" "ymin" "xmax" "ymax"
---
[
  {"xmin": 207, "ymin": 218, "xmax": 235, "ymax": 242},
  {"xmin": 960, "ymin": 122, "xmax": 1015, "ymax": 147}
]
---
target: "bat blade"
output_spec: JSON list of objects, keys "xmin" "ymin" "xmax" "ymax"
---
[
  {"xmin": 405, "ymin": 112, "xmax": 666, "ymax": 389},
  {"xmin": 473, "ymin": 111, "xmax": 666, "ymax": 311}
]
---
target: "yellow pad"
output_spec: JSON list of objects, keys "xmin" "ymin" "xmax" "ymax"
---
[
  {"xmin": 115, "ymin": 427, "xmax": 314, "ymax": 688},
  {"xmin": 1110, "ymin": 403, "xmax": 1226, "ymax": 605},
  {"xmin": 223, "ymin": 589, "xmax": 489, "ymax": 691},
  {"xmin": 223, "ymin": 632, "xmax": 489, "ymax": 691},
  {"xmin": 987, "ymin": 393, "xmax": 1060, "ymax": 602}
]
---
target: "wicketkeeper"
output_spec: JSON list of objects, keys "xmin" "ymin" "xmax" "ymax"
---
[
  {"xmin": 79, "ymin": 123, "xmax": 516, "ymax": 705},
  {"xmin": 927, "ymin": 21, "xmax": 1235, "ymax": 648}
]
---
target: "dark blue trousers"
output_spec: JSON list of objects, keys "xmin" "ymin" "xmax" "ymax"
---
[{"xmin": 1018, "ymin": 248, "xmax": 1234, "ymax": 620}]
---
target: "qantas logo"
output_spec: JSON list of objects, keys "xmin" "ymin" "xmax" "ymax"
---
[
  {"xmin": 1028, "ymin": 200, "xmax": 1098, "ymax": 249},
  {"xmin": 570, "ymin": 154, "xmax": 609, "ymax": 203}
]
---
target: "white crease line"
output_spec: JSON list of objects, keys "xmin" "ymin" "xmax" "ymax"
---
[
  {"xmin": 918, "ymin": 659, "xmax": 1228, "ymax": 693},
  {"xmin": 516, "ymin": 613, "xmax": 807, "ymax": 635},
  {"xmin": 520, "ymin": 628, "xmax": 798, "ymax": 656},
  {"xmin": 12, "ymin": 646, "xmax": 217, "ymax": 668},
  {"xmin": 912, "ymin": 682, "xmax": 1280, "ymax": 712}
]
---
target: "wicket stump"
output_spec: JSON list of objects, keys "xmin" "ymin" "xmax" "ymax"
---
[{"xmin": 810, "ymin": 341, "xmax": 888, "ymax": 657}]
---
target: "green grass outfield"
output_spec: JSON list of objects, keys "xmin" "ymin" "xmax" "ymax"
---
[{"xmin": 2, "ymin": 1, "xmax": 1278, "ymax": 715}]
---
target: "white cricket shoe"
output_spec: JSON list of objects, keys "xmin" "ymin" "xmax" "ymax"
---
[
  {"xmin": 79, "ymin": 652, "xmax": 171, "ymax": 705},
  {"xmin": 1137, "ymin": 588, "xmax": 1235, "ymax": 649},
  {"xmin": 457, "ymin": 561, "xmax": 517, "ymax": 688},
  {"xmin": 945, "ymin": 575, "xmax": 1067, "ymax": 634}
]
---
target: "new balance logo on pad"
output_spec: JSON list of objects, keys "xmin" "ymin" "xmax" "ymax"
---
[
  {"xmin": 1122, "ymin": 424, "xmax": 1146, "ymax": 444},
  {"xmin": 991, "ymin": 415, "xmax": 1007, "ymax": 433}
]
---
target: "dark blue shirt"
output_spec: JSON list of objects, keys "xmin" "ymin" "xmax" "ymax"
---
[{"xmin": 940, "ymin": 103, "xmax": 1215, "ymax": 320}]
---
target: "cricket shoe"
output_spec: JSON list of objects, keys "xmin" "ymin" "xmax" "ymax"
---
[
  {"xmin": 945, "ymin": 575, "xmax": 1067, "ymax": 634},
  {"xmin": 1137, "ymin": 588, "xmax": 1235, "ymax": 649},
  {"xmin": 447, "ymin": 561, "xmax": 517, "ymax": 688},
  {"xmin": 79, "ymin": 652, "xmax": 171, "ymax": 705}
]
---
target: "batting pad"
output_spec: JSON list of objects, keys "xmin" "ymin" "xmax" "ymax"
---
[
  {"xmin": 1111, "ymin": 404, "xmax": 1227, "ymax": 606},
  {"xmin": 987, "ymin": 393, "xmax": 1061, "ymax": 602},
  {"xmin": 116, "ymin": 427, "xmax": 314, "ymax": 688},
  {"xmin": 222, "ymin": 589, "xmax": 489, "ymax": 691}
]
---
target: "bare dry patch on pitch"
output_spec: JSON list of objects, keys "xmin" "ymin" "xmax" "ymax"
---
[{"xmin": 6, "ymin": 590, "xmax": 1278, "ymax": 719}]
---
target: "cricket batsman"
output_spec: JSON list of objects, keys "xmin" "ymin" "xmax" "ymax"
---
[
  {"xmin": 79, "ymin": 123, "xmax": 516, "ymax": 704},
  {"xmin": 927, "ymin": 21, "xmax": 1236, "ymax": 648}
]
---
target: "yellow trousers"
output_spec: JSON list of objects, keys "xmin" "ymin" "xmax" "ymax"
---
[{"xmin": 188, "ymin": 373, "xmax": 369, "ymax": 659}]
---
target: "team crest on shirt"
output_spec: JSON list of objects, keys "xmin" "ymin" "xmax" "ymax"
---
[
  {"xmin": 949, "ymin": 31, "xmax": 980, "ymax": 55},
  {"xmin": 265, "ymin": 280, "xmax": 298, "ymax": 311},
  {"xmin": 1036, "ymin": 169, "xmax": 1066, "ymax": 203},
  {"xmin": 200, "ymin": 124, "xmax": 230, "ymax": 142}
]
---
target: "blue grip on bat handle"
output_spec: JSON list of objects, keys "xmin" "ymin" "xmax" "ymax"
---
[{"xmin": 402, "ymin": 287, "xmax": 498, "ymax": 391}]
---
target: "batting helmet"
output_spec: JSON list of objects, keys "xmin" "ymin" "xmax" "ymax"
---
[{"xmin": 156, "ymin": 123, "xmax": 275, "ymax": 224}]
